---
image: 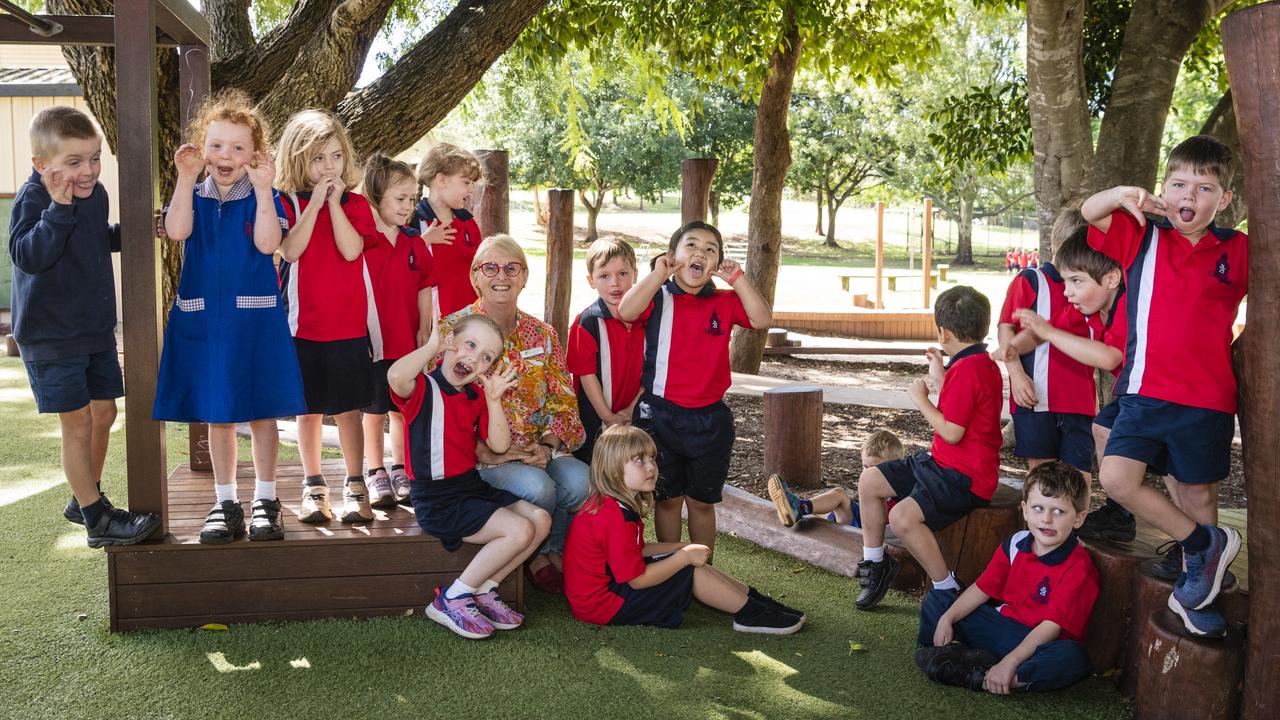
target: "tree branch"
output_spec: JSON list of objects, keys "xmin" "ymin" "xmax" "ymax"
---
[
  {"xmin": 972, "ymin": 191, "xmax": 1035, "ymax": 219},
  {"xmin": 203, "ymin": 0, "xmax": 254, "ymax": 62},
  {"xmin": 211, "ymin": 0, "xmax": 346, "ymax": 99}
]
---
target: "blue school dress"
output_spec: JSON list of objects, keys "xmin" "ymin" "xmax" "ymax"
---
[{"xmin": 153, "ymin": 175, "xmax": 306, "ymax": 423}]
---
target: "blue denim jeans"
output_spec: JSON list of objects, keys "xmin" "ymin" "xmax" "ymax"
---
[{"xmin": 479, "ymin": 455, "xmax": 590, "ymax": 556}]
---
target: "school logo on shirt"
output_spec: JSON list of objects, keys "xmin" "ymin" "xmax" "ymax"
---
[
  {"xmin": 707, "ymin": 311, "xmax": 724, "ymax": 336},
  {"xmin": 1211, "ymin": 253, "xmax": 1231, "ymax": 285},
  {"xmin": 408, "ymin": 249, "xmax": 418, "ymax": 271},
  {"xmin": 1033, "ymin": 576, "xmax": 1051, "ymax": 605},
  {"xmin": 462, "ymin": 227, "xmax": 475, "ymax": 247}
]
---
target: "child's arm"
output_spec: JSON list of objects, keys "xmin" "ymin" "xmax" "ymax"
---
[
  {"xmin": 931, "ymin": 583, "xmax": 992, "ymax": 647},
  {"xmin": 10, "ymin": 173, "xmax": 76, "ymax": 274},
  {"xmin": 162, "ymin": 144, "xmax": 205, "ymax": 243},
  {"xmin": 628, "ymin": 544, "xmax": 708, "ymax": 589},
  {"xmin": 579, "ymin": 374, "xmax": 628, "ymax": 427},
  {"xmin": 909, "ymin": 379, "xmax": 966, "ymax": 445},
  {"xmin": 1081, "ymin": 186, "xmax": 1168, "ymax": 232},
  {"xmin": 278, "ymin": 176, "xmax": 334, "ymax": 263},
  {"xmin": 478, "ymin": 362, "xmax": 517, "ymax": 455},
  {"xmin": 327, "ymin": 180, "xmax": 365, "ymax": 262},
  {"xmin": 1003, "ymin": 352, "xmax": 1039, "ymax": 409},
  {"xmin": 641, "ymin": 541, "xmax": 688, "ymax": 557},
  {"xmin": 246, "ymin": 152, "xmax": 282, "ymax": 255},
  {"xmin": 714, "ymin": 259, "xmax": 772, "ymax": 329},
  {"xmin": 618, "ymin": 254, "xmax": 678, "ymax": 322},
  {"xmin": 983, "ymin": 620, "xmax": 1062, "ymax": 695},
  {"xmin": 387, "ymin": 324, "xmax": 442, "ymax": 398},
  {"xmin": 416, "ymin": 288, "xmax": 435, "ymax": 348},
  {"xmin": 1012, "ymin": 308, "xmax": 1122, "ymax": 371}
]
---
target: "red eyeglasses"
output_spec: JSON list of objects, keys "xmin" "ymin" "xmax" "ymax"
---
[{"xmin": 473, "ymin": 261, "xmax": 525, "ymax": 278}]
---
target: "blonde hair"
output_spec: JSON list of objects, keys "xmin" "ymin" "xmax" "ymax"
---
[
  {"xmin": 1049, "ymin": 206, "xmax": 1087, "ymax": 255},
  {"xmin": 585, "ymin": 236, "xmax": 637, "ymax": 276},
  {"xmin": 450, "ymin": 314, "xmax": 505, "ymax": 352},
  {"xmin": 361, "ymin": 152, "xmax": 416, "ymax": 208},
  {"xmin": 184, "ymin": 89, "xmax": 269, "ymax": 156},
  {"xmin": 30, "ymin": 106, "xmax": 99, "ymax": 160},
  {"xmin": 416, "ymin": 142, "xmax": 482, "ymax": 197},
  {"xmin": 863, "ymin": 430, "xmax": 904, "ymax": 462},
  {"xmin": 274, "ymin": 109, "xmax": 361, "ymax": 193},
  {"xmin": 588, "ymin": 426, "xmax": 657, "ymax": 516}
]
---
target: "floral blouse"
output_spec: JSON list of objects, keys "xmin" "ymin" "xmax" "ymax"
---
[{"xmin": 440, "ymin": 300, "xmax": 585, "ymax": 452}]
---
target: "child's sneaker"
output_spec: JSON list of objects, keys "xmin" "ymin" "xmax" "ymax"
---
[
  {"xmin": 198, "ymin": 500, "xmax": 245, "ymax": 545},
  {"xmin": 1152, "ymin": 541, "xmax": 1183, "ymax": 582},
  {"xmin": 1173, "ymin": 526, "xmax": 1240, "ymax": 610},
  {"xmin": 748, "ymin": 587, "xmax": 805, "ymax": 621},
  {"xmin": 85, "ymin": 507, "xmax": 161, "ymax": 548},
  {"xmin": 390, "ymin": 468, "xmax": 412, "ymax": 504},
  {"xmin": 766, "ymin": 474, "xmax": 805, "ymax": 527},
  {"xmin": 425, "ymin": 589, "xmax": 495, "ymax": 639},
  {"xmin": 1166, "ymin": 593, "xmax": 1227, "ymax": 639},
  {"xmin": 299, "ymin": 483, "xmax": 332, "ymax": 523},
  {"xmin": 732, "ymin": 597, "xmax": 805, "ymax": 635},
  {"xmin": 854, "ymin": 554, "xmax": 901, "ymax": 611},
  {"xmin": 918, "ymin": 642, "xmax": 994, "ymax": 691},
  {"xmin": 247, "ymin": 498, "xmax": 284, "ymax": 542},
  {"xmin": 340, "ymin": 479, "xmax": 375, "ymax": 523},
  {"xmin": 64, "ymin": 493, "xmax": 112, "ymax": 525},
  {"xmin": 366, "ymin": 469, "xmax": 396, "ymax": 509},
  {"xmin": 472, "ymin": 590, "xmax": 524, "ymax": 630}
]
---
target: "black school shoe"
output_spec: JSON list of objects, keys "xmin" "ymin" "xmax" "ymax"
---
[
  {"xmin": 916, "ymin": 642, "xmax": 996, "ymax": 691},
  {"xmin": 1078, "ymin": 501, "xmax": 1137, "ymax": 543},
  {"xmin": 854, "ymin": 554, "xmax": 901, "ymax": 611},
  {"xmin": 748, "ymin": 587, "xmax": 805, "ymax": 621},
  {"xmin": 248, "ymin": 498, "xmax": 284, "ymax": 542},
  {"xmin": 1152, "ymin": 540, "xmax": 1183, "ymax": 581},
  {"xmin": 732, "ymin": 597, "xmax": 805, "ymax": 635},
  {"xmin": 85, "ymin": 507, "xmax": 161, "ymax": 548},
  {"xmin": 64, "ymin": 493, "xmax": 113, "ymax": 525},
  {"xmin": 199, "ymin": 500, "xmax": 246, "ymax": 545}
]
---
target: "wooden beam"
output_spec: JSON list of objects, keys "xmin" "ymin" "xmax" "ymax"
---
[
  {"xmin": 155, "ymin": 0, "xmax": 210, "ymax": 46},
  {"xmin": 680, "ymin": 158, "xmax": 718, "ymax": 224},
  {"xmin": 115, "ymin": 0, "xmax": 169, "ymax": 529},
  {"xmin": 544, "ymin": 189, "xmax": 574, "ymax": 343},
  {"xmin": 922, "ymin": 197, "xmax": 934, "ymax": 309},
  {"xmin": 0, "ymin": 13, "xmax": 180, "ymax": 45},
  {"xmin": 178, "ymin": 44, "xmax": 212, "ymax": 473},
  {"xmin": 1222, "ymin": 7, "xmax": 1280, "ymax": 719},
  {"xmin": 874, "ymin": 201, "xmax": 885, "ymax": 309}
]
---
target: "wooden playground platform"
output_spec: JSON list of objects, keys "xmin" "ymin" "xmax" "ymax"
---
[
  {"xmin": 772, "ymin": 307, "xmax": 937, "ymax": 341},
  {"xmin": 105, "ymin": 459, "xmax": 520, "ymax": 631}
]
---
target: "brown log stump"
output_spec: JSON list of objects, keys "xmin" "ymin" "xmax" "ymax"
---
[
  {"xmin": 680, "ymin": 158, "xmax": 718, "ymax": 224},
  {"xmin": 934, "ymin": 483, "xmax": 1023, "ymax": 586},
  {"xmin": 474, "ymin": 150, "xmax": 509, "ymax": 238},
  {"xmin": 5, "ymin": 334, "xmax": 18, "ymax": 358},
  {"xmin": 1081, "ymin": 540, "xmax": 1147, "ymax": 674},
  {"xmin": 765, "ymin": 328, "xmax": 790, "ymax": 347},
  {"xmin": 763, "ymin": 385, "xmax": 823, "ymax": 490},
  {"xmin": 1133, "ymin": 608, "xmax": 1244, "ymax": 720},
  {"xmin": 544, "ymin": 189, "xmax": 574, "ymax": 343}
]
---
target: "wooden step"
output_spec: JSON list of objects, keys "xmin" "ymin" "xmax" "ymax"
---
[{"xmin": 1132, "ymin": 607, "xmax": 1244, "ymax": 720}]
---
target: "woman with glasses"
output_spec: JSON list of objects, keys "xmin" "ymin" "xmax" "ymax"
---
[{"xmin": 438, "ymin": 234, "xmax": 588, "ymax": 593}]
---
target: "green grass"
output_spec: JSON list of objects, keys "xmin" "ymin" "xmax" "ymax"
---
[{"xmin": 0, "ymin": 358, "xmax": 1129, "ymax": 720}]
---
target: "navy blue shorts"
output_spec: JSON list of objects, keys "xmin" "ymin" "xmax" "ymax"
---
[
  {"xmin": 1105, "ymin": 395, "xmax": 1234, "ymax": 484},
  {"xmin": 294, "ymin": 337, "xmax": 374, "ymax": 415},
  {"xmin": 23, "ymin": 349, "xmax": 124, "ymax": 414},
  {"xmin": 362, "ymin": 359, "xmax": 397, "ymax": 415},
  {"xmin": 876, "ymin": 451, "xmax": 988, "ymax": 531},
  {"xmin": 1012, "ymin": 411, "xmax": 1094, "ymax": 472},
  {"xmin": 608, "ymin": 555, "xmax": 695, "ymax": 628},
  {"xmin": 635, "ymin": 394, "xmax": 734, "ymax": 504},
  {"xmin": 409, "ymin": 469, "xmax": 521, "ymax": 552},
  {"xmin": 1093, "ymin": 399, "xmax": 1120, "ymax": 430}
]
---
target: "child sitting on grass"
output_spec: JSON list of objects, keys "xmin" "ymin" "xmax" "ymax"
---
[
  {"xmin": 767, "ymin": 430, "xmax": 904, "ymax": 528},
  {"xmin": 915, "ymin": 461, "xmax": 1098, "ymax": 694},
  {"xmin": 563, "ymin": 425, "xmax": 805, "ymax": 634}
]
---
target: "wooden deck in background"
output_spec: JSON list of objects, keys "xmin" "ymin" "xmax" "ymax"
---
[
  {"xmin": 106, "ymin": 460, "xmax": 521, "ymax": 631},
  {"xmin": 1094, "ymin": 510, "xmax": 1250, "ymax": 593}
]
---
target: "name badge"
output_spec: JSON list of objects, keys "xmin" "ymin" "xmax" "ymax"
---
[{"xmin": 520, "ymin": 346, "xmax": 545, "ymax": 359}]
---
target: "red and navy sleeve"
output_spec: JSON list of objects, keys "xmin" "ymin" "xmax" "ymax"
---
[
  {"xmin": 724, "ymin": 289, "xmax": 753, "ymax": 330},
  {"xmin": 938, "ymin": 360, "xmax": 980, "ymax": 430},
  {"xmin": 567, "ymin": 311, "xmax": 601, "ymax": 378},
  {"xmin": 604, "ymin": 502, "xmax": 648, "ymax": 586},
  {"xmin": 975, "ymin": 535, "xmax": 1014, "ymax": 600},
  {"xmin": 999, "ymin": 272, "xmax": 1038, "ymax": 329},
  {"xmin": 391, "ymin": 374, "xmax": 426, "ymax": 424},
  {"xmin": 342, "ymin": 193, "xmax": 382, "ymax": 250},
  {"xmin": 1046, "ymin": 549, "xmax": 1100, "ymax": 640},
  {"xmin": 1087, "ymin": 210, "xmax": 1144, "ymax": 268}
]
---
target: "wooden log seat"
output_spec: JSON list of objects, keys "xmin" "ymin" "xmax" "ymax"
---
[
  {"xmin": 1080, "ymin": 540, "xmax": 1148, "ymax": 674},
  {"xmin": 763, "ymin": 385, "xmax": 823, "ymax": 490},
  {"xmin": 932, "ymin": 482, "xmax": 1023, "ymax": 587},
  {"xmin": 765, "ymin": 328, "xmax": 791, "ymax": 347},
  {"xmin": 1132, "ymin": 608, "xmax": 1244, "ymax": 720}
]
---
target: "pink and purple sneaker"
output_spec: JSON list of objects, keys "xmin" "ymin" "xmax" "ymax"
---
[
  {"xmin": 472, "ymin": 590, "xmax": 524, "ymax": 630},
  {"xmin": 425, "ymin": 589, "xmax": 495, "ymax": 639}
]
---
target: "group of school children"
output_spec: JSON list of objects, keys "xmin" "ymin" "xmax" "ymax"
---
[
  {"xmin": 10, "ymin": 94, "xmax": 1246, "ymax": 694},
  {"xmin": 1005, "ymin": 247, "xmax": 1040, "ymax": 273}
]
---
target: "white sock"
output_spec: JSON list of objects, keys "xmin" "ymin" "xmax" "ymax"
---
[
  {"xmin": 254, "ymin": 479, "xmax": 276, "ymax": 501},
  {"xmin": 445, "ymin": 580, "xmax": 477, "ymax": 600},
  {"xmin": 215, "ymin": 482, "xmax": 237, "ymax": 504},
  {"xmin": 863, "ymin": 545, "xmax": 885, "ymax": 563},
  {"xmin": 932, "ymin": 573, "xmax": 961, "ymax": 591},
  {"xmin": 477, "ymin": 579, "xmax": 499, "ymax": 594}
]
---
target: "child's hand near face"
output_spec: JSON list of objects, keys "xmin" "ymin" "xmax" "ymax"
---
[
  {"xmin": 422, "ymin": 219, "xmax": 456, "ymax": 246},
  {"xmin": 39, "ymin": 166, "xmax": 75, "ymax": 205},
  {"xmin": 925, "ymin": 347, "xmax": 946, "ymax": 390},
  {"xmin": 713, "ymin": 258, "xmax": 743, "ymax": 284},
  {"xmin": 478, "ymin": 360, "xmax": 517, "ymax": 402},
  {"xmin": 908, "ymin": 378, "xmax": 931, "ymax": 406},
  {"xmin": 1112, "ymin": 186, "xmax": 1168, "ymax": 227},
  {"xmin": 247, "ymin": 152, "xmax": 275, "ymax": 191},
  {"xmin": 174, "ymin": 144, "xmax": 205, "ymax": 182},
  {"xmin": 653, "ymin": 253, "xmax": 684, "ymax": 279},
  {"xmin": 325, "ymin": 175, "xmax": 346, "ymax": 205}
]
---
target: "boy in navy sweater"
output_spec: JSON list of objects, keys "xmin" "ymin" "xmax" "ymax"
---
[{"xmin": 9, "ymin": 106, "xmax": 159, "ymax": 547}]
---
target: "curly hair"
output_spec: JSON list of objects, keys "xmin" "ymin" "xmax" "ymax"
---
[
  {"xmin": 274, "ymin": 109, "xmax": 361, "ymax": 193},
  {"xmin": 416, "ymin": 142, "xmax": 482, "ymax": 195},
  {"xmin": 184, "ymin": 89, "xmax": 268, "ymax": 154}
]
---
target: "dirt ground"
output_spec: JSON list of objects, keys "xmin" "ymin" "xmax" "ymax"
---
[{"xmin": 729, "ymin": 357, "xmax": 1248, "ymax": 509}]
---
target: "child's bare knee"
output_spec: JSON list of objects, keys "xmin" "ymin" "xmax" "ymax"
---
[{"xmin": 511, "ymin": 516, "xmax": 535, "ymax": 545}]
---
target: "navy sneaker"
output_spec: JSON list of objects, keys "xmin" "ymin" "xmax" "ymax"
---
[
  {"xmin": 766, "ymin": 474, "xmax": 806, "ymax": 528},
  {"xmin": 854, "ymin": 554, "xmax": 901, "ymax": 611},
  {"xmin": 85, "ymin": 507, "xmax": 161, "ymax": 548},
  {"xmin": 1173, "ymin": 526, "xmax": 1240, "ymax": 610},
  {"xmin": 64, "ymin": 493, "xmax": 112, "ymax": 525},
  {"xmin": 1152, "ymin": 541, "xmax": 1183, "ymax": 582},
  {"xmin": 1166, "ymin": 594, "xmax": 1227, "ymax": 639}
]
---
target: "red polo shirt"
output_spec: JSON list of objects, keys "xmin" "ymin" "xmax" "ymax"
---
[
  {"xmin": 640, "ymin": 280, "xmax": 753, "ymax": 408},
  {"xmin": 976, "ymin": 530, "xmax": 1099, "ymax": 643},
  {"xmin": 414, "ymin": 200, "xmax": 482, "ymax": 318},
  {"xmin": 1090, "ymin": 211, "xmax": 1246, "ymax": 413},
  {"xmin": 280, "ymin": 191, "xmax": 381, "ymax": 342},
  {"xmin": 1084, "ymin": 286, "xmax": 1130, "ymax": 381},
  {"xmin": 392, "ymin": 367, "xmax": 490, "ymax": 482},
  {"xmin": 563, "ymin": 495, "xmax": 648, "ymax": 625},
  {"xmin": 365, "ymin": 225, "xmax": 436, "ymax": 361},
  {"xmin": 568, "ymin": 298, "xmax": 650, "ymax": 414},
  {"xmin": 999, "ymin": 263, "xmax": 1097, "ymax": 416},
  {"xmin": 931, "ymin": 344, "xmax": 1004, "ymax": 500}
]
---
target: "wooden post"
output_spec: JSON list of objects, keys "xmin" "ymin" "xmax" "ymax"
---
[
  {"xmin": 1223, "ymin": 10, "xmax": 1280, "ymax": 718},
  {"xmin": 179, "ymin": 44, "xmax": 211, "ymax": 474},
  {"xmin": 1133, "ymin": 609, "xmax": 1245, "ymax": 720},
  {"xmin": 762, "ymin": 385, "xmax": 823, "ymax": 490},
  {"xmin": 874, "ymin": 201, "xmax": 885, "ymax": 309},
  {"xmin": 922, "ymin": 197, "xmax": 934, "ymax": 308},
  {"xmin": 680, "ymin": 158, "xmax": 718, "ymax": 224},
  {"xmin": 475, "ymin": 149, "xmax": 509, "ymax": 238},
  {"xmin": 116, "ymin": 0, "xmax": 167, "ymax": 524},
  {"xmin": 545, "ymin": 189, "xmax": 574, "ymax": 342}
]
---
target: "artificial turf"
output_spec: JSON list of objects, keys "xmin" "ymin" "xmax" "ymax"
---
[{"xmin": 0, "ymin": 358, "xmax": 1131, "ymax": 719}]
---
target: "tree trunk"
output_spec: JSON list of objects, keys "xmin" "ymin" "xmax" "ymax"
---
[
  {"xmin": 815, "ymin": 186, "xmax": 824, "ymax": 235},
  {"xmin": 1026, "ymin": 0, "xmax": 1095, "ymax": 258},
  {"xmin": 823, "ymin": 196, "xmax": 840, "ymax": 248},
  {"xmin": 729, "ymin": 11, "xmax": 804, "ymax": 374},
  {"xmin": 709, "ymin": 190, "xmax": 720, "ymax": 226},
  {"xmin": 579, "ymin": 188, "xmax": 604, "ymax": 243},
  {"xmin": 1200, "ymin": 90, "xmax": 1248, "ymax": 228},
  {"xmin": 953, "ymin": 197, "xmax": 975, "ymax": 265}
]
